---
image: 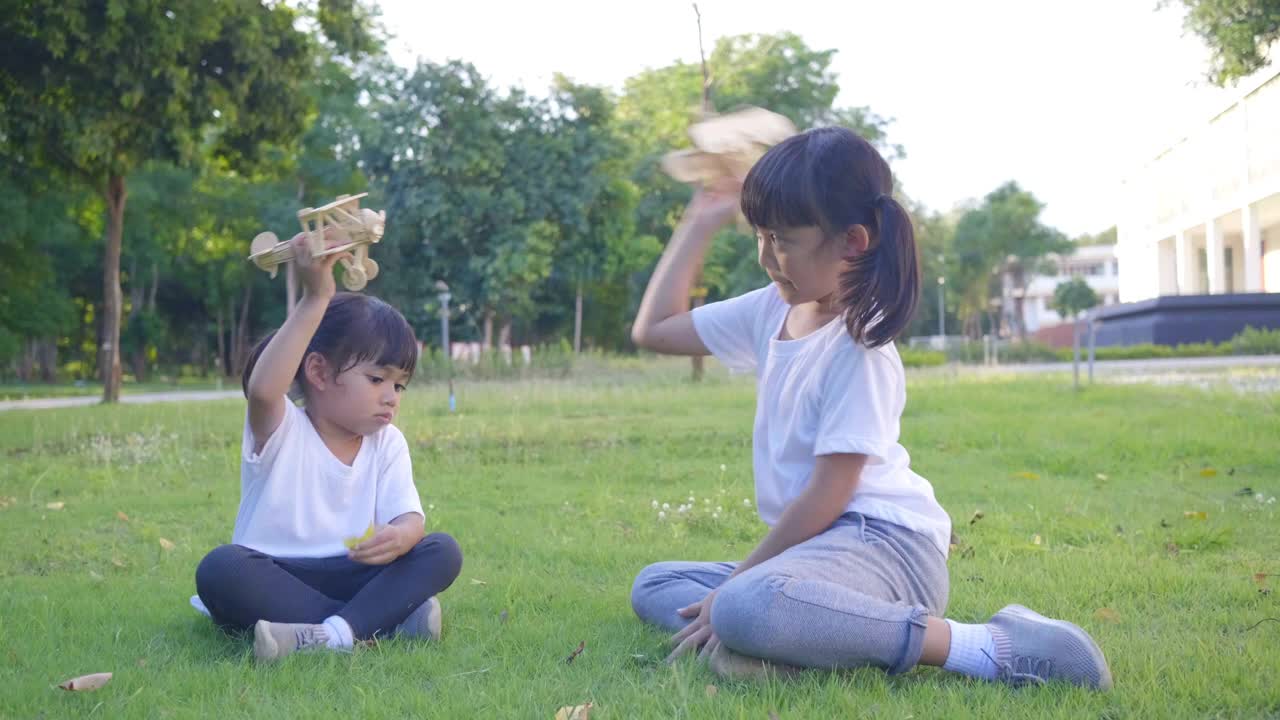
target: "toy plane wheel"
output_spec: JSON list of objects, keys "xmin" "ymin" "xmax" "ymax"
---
[
  {"xmin": 363, "ymin": 258, "xmax": 379, "ymax": 282},
  {"xmin": 342, "ymin": 265, "xmax": 369, "ymax": 291}
]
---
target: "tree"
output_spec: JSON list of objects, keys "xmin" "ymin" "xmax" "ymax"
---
[
  {"xmin": 952, "ymin": 182, "xmax": 1071, "ymax": 340},
  {"xmin": 1171, "ymin": 0, "xmax": 1280, "ymax": 85},
  {"xmin": 0, "ymin": 1, "xmax": 323, "ymax": 401},
  {"xmin": 1052, "ymin": 277, "xmax": 1101, "ymax": 321}
]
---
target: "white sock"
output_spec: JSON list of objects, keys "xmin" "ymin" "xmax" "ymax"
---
[
  {"xmin": 942, "ymin": 619, "xmax": 999, "ymax": 680},
  {"xmin": 322, "ymin": 615, "xmax": 354, "ymax": 650}
]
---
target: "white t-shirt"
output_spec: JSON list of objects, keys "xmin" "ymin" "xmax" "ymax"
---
[
  {"xmin": 692, "ymin": 284, "xmax": 952, "ymax": 556},
  {"xmin": 231, "ymin": 400, "xmax": 424, "ymax": 558}
]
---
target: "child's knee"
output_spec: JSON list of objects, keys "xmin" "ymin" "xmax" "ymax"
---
[
  {"xmin": 711, "ymin": 575, "xmax": 785, "ymax": 655},
  {"xmin": 195, "ymin": 544, "xmax": 248, "ymax": 595},
  {"xmin": 629, "ymin": 562, "xmax": 671, "ymax": 620},
  {"xmin": 413, "ymin": 532, "xmax": 463, "ymax": 583}
]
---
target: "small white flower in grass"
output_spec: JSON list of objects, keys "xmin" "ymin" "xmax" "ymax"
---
[
  {"xmin": 712, "ymin": 512, "xmax": 719, "ymax": 520},
  {"xmin": 704, "ymin": 498, "xmax": 710, "ymax": 504},
  {"xmin": 428, "ymin": 504, "xmax": 436, "ymax": 511},
  {"xmin": 716, "ymin": 506, "xmax": 722, "ymax": 513},
  {"xmin": 652, "ymin": 500, "xmax": 659, "ymax": 509},
  {"xmin": 1270, "ymin": 497, "xmax": 1277, "ymax": 504},
  {"xmin": 720, "ymin": 464, "xmax": 726, "ymax": 472},
  {"xmin": 662, "ymin": 503, "xmax": 670, "ymax": 510},
  {"xmin": 658, "ymin": 511, "xmax": 666, "ymax": 520},
  {"xmin": 688, "ymin": 496, "xmax": 695, "ymax": 503},
  {"xmin": 1258, "ymin": 493, "xmax": 1267, "ymax": 503},
  {"xmin": 743, "ymin": 498, "xmax": 751, "ymax": 507}
]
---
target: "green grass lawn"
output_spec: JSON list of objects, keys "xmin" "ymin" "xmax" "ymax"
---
[
  {"xmin": 1, "ymin": 365, "xmax": 1278, "ymax": 719},
  {"xmin": 0, "ymin": 378, "xmax": 225, "ymax": 402}
]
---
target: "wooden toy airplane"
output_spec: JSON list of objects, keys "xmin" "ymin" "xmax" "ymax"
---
[
  {"xmin": 660, "ymin": 106, "xmax": 797, "ymax": 186},
  {"xmin": 248, "ymin": 193, "xmax": 386, "ymax": 291}
]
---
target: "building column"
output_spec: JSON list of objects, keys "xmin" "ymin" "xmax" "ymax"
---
[
  {"xmin": 1242, "ymin": 202, "xmax": 1263, "ymax": 292},
  {"xmin": 1206, "ymin": 217, "xmax": 1225, "ymax": 294},
  {"xmin": 1175, "ymin": 230, "xmax": 1195, "ymax": 294}
]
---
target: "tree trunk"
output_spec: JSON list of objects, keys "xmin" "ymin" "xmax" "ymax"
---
[
  {"xmin": 573, "ymin": 280, "xmax": 583, "ymax": 354},
  {"xmin": 227, "ymin": 296, "xmax": 237, "ymax": 378},
  {"xmin": 37, "ymin": 338, "xmax": 57, "ymax": 383},
  {"xmin": 17, "ymin": 339, "xmax": 34, "ymax": 383},
  {"xmin": 482, "ymin": 311, "xmax": 494, "ymax": 352},
  {"xmin": 215, "ymin": 307, "xmax": 226, "ymax": 379},
  {"xmin": 101, "ymin": 174, "xmax": 127, "ymax": 402},
  {"xmin": 148, "ymin": 262, "xmax": 159, "ymax": 312},
  {"xmin": 235, "ymin": 282, "xmax": 251, "ymax": 376}
]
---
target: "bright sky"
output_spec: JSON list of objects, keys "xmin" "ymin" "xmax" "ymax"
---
[{"xmin": 377, "ymin": 0, "xmax": 1231, "ymax": 237}]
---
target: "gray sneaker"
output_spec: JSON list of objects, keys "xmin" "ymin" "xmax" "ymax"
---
[
  {"xmin": 986, "ymin": 604, "xmax": 1113, "ymax": 690},
  {"xmin": 394, "ymin": 597, "xmax": 442, "ymax": 641}
]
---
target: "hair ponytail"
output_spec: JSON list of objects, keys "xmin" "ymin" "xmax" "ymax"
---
[{"xmin": 840, "ymin": 194, "xmax": 920, "ymax": 348}]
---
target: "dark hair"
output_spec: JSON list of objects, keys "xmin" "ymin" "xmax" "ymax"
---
[
  {"xmin": 740, "ymin": 126, "xmax": 920, "ymax": 348},
  {"xmin": 242, "ymin": 293, "xmax": 419, "ymax": 398}
]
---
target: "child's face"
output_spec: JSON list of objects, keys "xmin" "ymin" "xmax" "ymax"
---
[
  {"xmin": 755, "ymin": 225, "xmax": 855, "ymax": 306},
  {"xmin": 312, "ymin": 360, "xmax": 410, "ymax": 436}
]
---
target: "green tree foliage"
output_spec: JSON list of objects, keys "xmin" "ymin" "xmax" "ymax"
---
[
  {"xmin": 1052, "ymin": 277, "xmax": 1101, "ymax": 320},
  {"xmin": 1171, "ymin": 0, "xmax": 1280, "ymax": 85}
]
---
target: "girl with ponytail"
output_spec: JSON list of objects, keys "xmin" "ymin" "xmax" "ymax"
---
[{"xmin": 627, "ymin": 127, "xmax": 1111, "ymax": 690}]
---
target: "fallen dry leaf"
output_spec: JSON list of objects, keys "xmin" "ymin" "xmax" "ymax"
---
[
  {"xmin": 1014, "ymin": 471, "xmax": 1041, "ymax": 480},
  {"xmin": 1094, "ymin": 607, "xmax": 1121, "ymax": 623},
  {"xmin": 554, "ymin": 703, "xmax": 593, "ymax": 720},
  {"xmin": 1255, "ymin": 573, "xmax": 1269, "ymax": 585},
  {"xmin": 1095, "ymin": 473, "xmax": 1109, "ymax": 481},
  {"xmin": 969, "ymin": 510, "xmax": 984, "ymax": 525},
  {"xmin": 1166, "ymin": 542, "xmax": 1180, "ymax": 556},
  {"xmin": 46, "ymin": 501, "xmax": 65, "ymax": 511},
  {"xmin": 110, "ymin": 558, "xmax": 126, "ymax": 568},
  {"xmin": 705, "ymin": 684, "xmax": 718, "ymax": 697},
  {"xmin": 565, "ymin": 641, "xmax": 585, "ymax": 665},
  {"xmin": 1183, "ymin": 511, "xmax": 1208, "ymax": 521},
  {"xmin": 1199, "ymin": 468, "xmax": 1218, "ymax": 477},
  {"xmin": 116, "ymin": 511, "xmax": 129, "ymax": 522},
  {"xmin": 158, "ymin": 538, "xmax": 175, "ymax": 551},
  {"xmin": 470, "ymin": 578, "xmax": 487, "ymax": 585},
  {"xmin": 88, "ymin": 571, "xmax": 104, "ymax": 582},
  {"xmin": 58, "ymin": 672, "xmax": 112, "ymax": 691},
  {"xmin": 1032, "ymin": 534, "xmax": 1042, "ymax": 546},
  {"xmin": 0, "ymin": 496, "xmax": 16, "ymax": 509}
]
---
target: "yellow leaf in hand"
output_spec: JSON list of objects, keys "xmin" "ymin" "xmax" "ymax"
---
[{"xmin": 344, "ymin": 522, "xmax": 376, "ymax": 550}]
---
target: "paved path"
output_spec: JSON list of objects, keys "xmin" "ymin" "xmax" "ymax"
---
[
  {"xmin": 0, "ymin": 389, "xmax": 241, "ymax": 412},
  {"xmin": 965, "ymin": 354, "xmax": 1280, "ymax": 375}
]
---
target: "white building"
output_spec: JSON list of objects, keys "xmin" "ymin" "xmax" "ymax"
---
[
  {"xmin": 1020, "ymin": 244, "xmax": 1120, "ymax": 332},
  {"xmin": 1117, "ymin": 65, "xmax": 1280, "ymax": 301}
]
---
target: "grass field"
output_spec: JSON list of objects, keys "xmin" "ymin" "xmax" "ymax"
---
[{"xmin": 1, "ymin": 364, "xmax": 1278, "ymax": 719}]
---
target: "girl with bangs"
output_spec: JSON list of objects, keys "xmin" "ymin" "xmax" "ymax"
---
[
  {"xmin": 629, "ymin": 127, "xmax": 1111, "ymax": 689},
  {"xmin": 193, "ymin": 233, "xmax": 462, "ymax": 662}
]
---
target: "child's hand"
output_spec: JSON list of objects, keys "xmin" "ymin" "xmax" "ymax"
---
[
  {"xmin": 347, "ymin": 524, "xmax": 414, "ymax": 565},
  {"xmin": 292, "ymin": 231, "xmax": 352, "ymax": 300},
  {"xmin": 667, "ymin": 589, "xmax": 720, "ymax": 663},
  {"xmin": 684, "ymin": 177, "xmax": 741, "ymax": 233}
]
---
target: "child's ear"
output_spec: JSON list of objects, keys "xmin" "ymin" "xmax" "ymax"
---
[
  {"xmin": 841, "ymin": 225, "xmax": 872, "ymax": 259},
  {"xmin": 302, "ymin": 352, "xmax": 329, "ymax": 391}
]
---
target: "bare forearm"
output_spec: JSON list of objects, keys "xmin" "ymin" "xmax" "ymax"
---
[
  {"xmin": 391, "ymin": 512, "xmax": 425, "ymax": 544},
  {"xmin": 730, "ymin": 456, "xmax": 865, "ymax": 579},
  {"xmin": 632, "ymin": 216, "xmax": 718, "ymax": 344},
  {"xmin": 246, "ymin": 293, "xmax": 328, "ymax": 401}
]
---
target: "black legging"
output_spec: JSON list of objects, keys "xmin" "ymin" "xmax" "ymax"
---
[{"xmin": 195, "ymin": 533, "xmax": 463, "ymax": 639}]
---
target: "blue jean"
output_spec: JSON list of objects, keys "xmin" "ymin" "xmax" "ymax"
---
[
  {"xmin": 195, "ymin": 533, "xmax": 462, "ymax": 640},
  {"xmin": 630, "ymin": 513, "xmax": 948, "ymax": 673}
]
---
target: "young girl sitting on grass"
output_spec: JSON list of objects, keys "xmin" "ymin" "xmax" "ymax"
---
[
  {"xmin": 193, "ymin": 233, "xmax": 462, "ymax": 662},
  {"xmin": 628, "ymin": 126, "xmax": 1111, "ymax": 689}
]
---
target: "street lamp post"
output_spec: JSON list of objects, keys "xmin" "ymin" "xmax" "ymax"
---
[{"xmin": 434, "ymin": 281, "xmax": 455, "ymax": 413}]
